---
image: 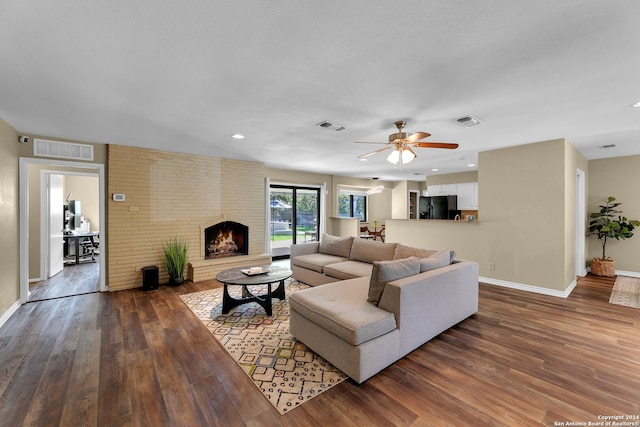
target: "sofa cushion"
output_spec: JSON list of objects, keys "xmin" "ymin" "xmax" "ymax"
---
[
  {"xmin": 349, "ymin": 238, "xmax": 396, "ymax": 263},
  {"xmin": 289, "ymin": 278, "xmax": 397, "ymax": 346},
  {"xmin": 319, "ymin": 234, "xmax": 354, "ymax": 258},
  {"xmin": 292, "ymin": 253, "xmax": 348, "ymax": 273},
  {"xmin": 394, "ymin": 243, "xmax": 437, "ymax": 260},
  {"xmin": 419, "ymin": 248, "xmax": 455, "ymax": 272},
  {"xmin": 323, "ymin": 260, "xmax": 373, "ymax": 280},
  {"xmin": 367, "ymin": 257, "xmax": 421, "ymax": 305}
]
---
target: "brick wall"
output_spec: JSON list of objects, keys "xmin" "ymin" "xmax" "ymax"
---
[{"xmin": 107, "ymin": 145, "xmax": 266, "ymax": 291}]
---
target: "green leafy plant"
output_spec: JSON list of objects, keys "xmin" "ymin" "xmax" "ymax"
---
[
  {"xmin": 163, "ymin": 238, "xmax": 189, "ymax": 283},
  {"xmin": 588, "ymin": 196, "xmax": 640, "ymax": 260}
]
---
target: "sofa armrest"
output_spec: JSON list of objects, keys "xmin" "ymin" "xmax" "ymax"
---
[
  {"xmin": 290, "ymin": 242, "xmax": 320, "ymax": 257},
  {"xmin": 378, "ymin": 261, "xmax": 479, "ymax": 356}
]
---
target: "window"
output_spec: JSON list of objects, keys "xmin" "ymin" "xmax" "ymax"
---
[{"xmin": 338, "ymin": 189, "xmax": 367, "ymax": 221}]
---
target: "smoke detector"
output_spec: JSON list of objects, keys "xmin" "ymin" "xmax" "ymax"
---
[{"xmin": 455, "ymin": 115, "xmax": 482, "ymax": 127}]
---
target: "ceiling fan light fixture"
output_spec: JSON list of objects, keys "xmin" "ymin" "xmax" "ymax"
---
[
  {"xmin": 401, "ymin": 149, "xmax": 416, "ymax": 164},
  {"xmin": 386, "ymin": 147, "xmax": 416, "ymax": 165},
  {"xmin": 386, "ymin": 149, "xmax": 400, "ymax": 164}
]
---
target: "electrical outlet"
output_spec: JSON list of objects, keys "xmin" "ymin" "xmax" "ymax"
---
[{"xmin": 488, "ymin": 263, "xmax": 495, "ymax": 271}]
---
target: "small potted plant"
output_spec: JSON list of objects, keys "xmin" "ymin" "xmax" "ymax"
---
[
  {"xmin": 163, "ymin": 238, "xmax": 189, "ymax": 285},
  {"xmin": 588, "ymin": 196, "xmax": 640, "ymax": 277}
]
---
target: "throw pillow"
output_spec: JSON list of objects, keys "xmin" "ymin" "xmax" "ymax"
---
[
  {"xmin": 368, "ymin": 257, "xmax": 421, "ymax": 306},
  {"xmin": 319, "ymin": 233, "xmax": 354, "ymax": 258},
  {"xmin": 419, "ymin": 248, "xmax": 453, "ymax": 272},
  {"xmin": 394, "ymin": 243, "xmax": 437, "ymax": 260},
  {"xmin": 350, "ymin": 238, "xmax": 396, "ymax": 263}
]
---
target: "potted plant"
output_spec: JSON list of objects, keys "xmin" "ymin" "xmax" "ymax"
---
[
  {"xmin": 588, "ymin": 196, "xmax": 640, "ymax": 277},
  {"xmin": 163, "ymin": 238, "xmax": 189, "ymax": 285}
]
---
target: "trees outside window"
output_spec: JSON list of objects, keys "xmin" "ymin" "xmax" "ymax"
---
[{"xmin": 338, "ymin": 191, "xmax": 367, "ymax": 221}]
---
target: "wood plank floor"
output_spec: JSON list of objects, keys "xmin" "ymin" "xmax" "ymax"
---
[
  {"xmin": 1, "ymin": 273, "xmax": 638, "ymax": 426},
  {"xmin": 28, "ymin": 258, "xmax": 100, "ymax": 302}
]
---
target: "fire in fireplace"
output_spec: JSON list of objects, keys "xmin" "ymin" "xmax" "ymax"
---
[{"xmin": 204, "ymin": 221, "xmax": 248, "ymax": 259}]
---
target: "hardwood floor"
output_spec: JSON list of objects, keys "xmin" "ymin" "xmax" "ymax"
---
[
  {"xmin": 28, "ymin": 259, "xmax": 100, "ymax": 301},
  {"xmin": 1, "ymin": 273, "xmax": 638, "ymax": 426}
]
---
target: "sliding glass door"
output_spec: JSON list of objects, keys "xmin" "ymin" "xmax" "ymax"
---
[{"xmin": 269, "ymin": 184, "xmax": 320, "ymax": 259}]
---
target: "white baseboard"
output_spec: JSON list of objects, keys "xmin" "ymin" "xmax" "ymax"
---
[
  {"xmin": 613, "ymin": 269, "xmax": 640, "ymax": 278},
  {"xmin": 0, "ymin": 300, "xmax": 22, "ymax": 329},
  {"xmin": 480, "ymin": 276, "xmax": 576, "ymax": 298}
]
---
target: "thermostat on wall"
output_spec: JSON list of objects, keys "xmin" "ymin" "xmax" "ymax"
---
[{"xmin": 112, "ymin": 193, "xmax": 125, "ymax": 202}]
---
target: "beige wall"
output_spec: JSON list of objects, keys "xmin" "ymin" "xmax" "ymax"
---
[
  {"xmin": 388, "ymin": 139, "xmax": 586, "ymax": 294},
  {"xmin": 587, "ymin": 155, "xmax": 640, "ymax": 272},
  {"xmin": 0, "ymin": 117, "xmax": 20, "ymax": 319},
  {"xmin": 391, "ymin": 181, "xmax": 408, "ymax": 219},
  {"xmin": 65, "ymin": 175, "xmax": 100, "ymax": 231},
  {"xmin": 108, "ymin": 145, "xmax": 266, "ymax": 291}
]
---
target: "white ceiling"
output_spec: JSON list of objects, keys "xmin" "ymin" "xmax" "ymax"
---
[{"xmin": 2, "ymin": 1, "xmax": 640, "ymax": 181}]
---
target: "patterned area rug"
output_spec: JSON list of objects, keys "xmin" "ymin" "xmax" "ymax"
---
[
  {"xmin": 609, "ymin": 276, "xmax": 640, "ymax": 309},
  {"xmin": 180, "ymin": 280, "xmax": 348, "ymax": 414}
]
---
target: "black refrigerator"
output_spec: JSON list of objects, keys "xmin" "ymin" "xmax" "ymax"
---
[{"xmin": 419, "ymin": 195, "xmax": 458, "ymax": 219}]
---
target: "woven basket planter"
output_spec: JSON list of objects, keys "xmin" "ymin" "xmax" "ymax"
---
[{"xmin": 591, "ymin": 258, "xmax": 616, "ymax": 277}]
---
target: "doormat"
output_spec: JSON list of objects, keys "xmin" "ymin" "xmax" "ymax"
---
[
  {"xmin": 179, "ymin": 281, "xmax": 348, "ymax": 414},
  {"xmin": 609, "ymin": 276, "xmax": 640, "ymax": 309}
]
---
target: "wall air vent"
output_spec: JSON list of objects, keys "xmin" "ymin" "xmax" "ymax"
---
[
  {"xmin": 34, "ymin": 138, "xmax": 94, "ymax": 161},
  {"xmin": 455, "ymin": 115, "xmax": 482, "ymax": 127},
  {"xmin": 316, "ymin": 120, "xmax": 347, "ymax": 131},
  {"xmin": 598, "ymin": 144, "xmax": 617, "ymax": 149}
]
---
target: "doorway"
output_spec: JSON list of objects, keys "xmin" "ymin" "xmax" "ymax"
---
[
  {"xmin": 269, "ymin": 184, "xmax": 321, "ymax": 259},
  {"xmin": 19, "ymin": 158, "xmax": 106, "ymax": 304}
]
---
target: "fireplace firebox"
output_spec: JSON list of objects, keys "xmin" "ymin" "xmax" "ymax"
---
[{"xmin": 204, "ymin": 221, "xmax": 248, "ymax": 259}]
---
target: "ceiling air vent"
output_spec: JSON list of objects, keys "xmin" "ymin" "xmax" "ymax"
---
[
  {"xmin": 316, "ymin": 120, "xmax": 347, "ymax": 131},
  {"xmin": 455, "ymin": 115, "xmax": 482, "ymax": 127},
  {"xmin": 34, "ymin": 138, "xmax": 94, "ymax": 161},
  {"xmin": 598, "ymin": 144, "xmax": 617, "ymax": 149}
]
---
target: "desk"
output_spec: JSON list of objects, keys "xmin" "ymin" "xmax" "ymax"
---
[{"xmin": 63, "ymin": 231, "xmax": 99, "ymax": 264}]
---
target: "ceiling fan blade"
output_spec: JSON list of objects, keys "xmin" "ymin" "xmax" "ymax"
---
[
  {"xmin": 411, "ymin": 142, "xmax": 459, "ymax": 149},
  {"xmin": 357, "ymin": 145, "xmax": 393, "ymax": 158},
  {"xmin": 405, "ymin": 131, "xmax": 431, "ymax": 142}
]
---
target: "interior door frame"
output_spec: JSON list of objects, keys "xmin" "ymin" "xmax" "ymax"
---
[
  {"xmin": 575, "ymin": 168, "xmax": 587, "ymax": 277},
  {"xmin": 41, "ymin": 170, "xmax": 99, "ymax": 280},
  {"xmin": 19, "ymin": 157, "xmax": 106, "ymax": 304}
]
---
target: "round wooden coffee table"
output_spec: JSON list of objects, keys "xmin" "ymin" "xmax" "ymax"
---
[{"xmin": 216, "ymin": 265, "xmax": 292, "ymax": 316}]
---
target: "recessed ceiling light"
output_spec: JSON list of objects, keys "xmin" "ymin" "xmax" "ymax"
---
[
  {"xmin": 231, "ymin": 134, "xmax": 245, "ymax": 139},
  {"xmin": 359, "ymin": 158, "xmax": 368, "ymax": 162},
  {"xmin": 431, "ymin": 168, "xmax": 439, "ymax": 172},
  {"xmin": 467, "ymin": 163, "xmax": 476, "ymax": 167},
  {"xmin": 633, "ymin": 102, "xmax": 640, "ymax": 107}
]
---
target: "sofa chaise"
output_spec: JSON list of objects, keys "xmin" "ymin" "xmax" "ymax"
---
[{"xmin": 288, "ymin": 234, "xmax": 479, "ymax": 383}]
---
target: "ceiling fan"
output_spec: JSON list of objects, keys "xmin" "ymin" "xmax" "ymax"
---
[{"xmin": 356, "ymin": 121, "xmax": 458, "ymax": 165}]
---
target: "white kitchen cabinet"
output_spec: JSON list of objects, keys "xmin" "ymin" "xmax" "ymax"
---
[
  {"xmin": 456, "ymin": 182, "xmax": 478, "ymax": 209},
  {"xmin": 426, "ymin": 184, "xmax": 457, "ymax": 196}
]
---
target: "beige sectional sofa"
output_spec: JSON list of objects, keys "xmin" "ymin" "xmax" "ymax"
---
[{"xmin": 289, "ymin": 234, "xmax": 479, "ymax": 383}]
